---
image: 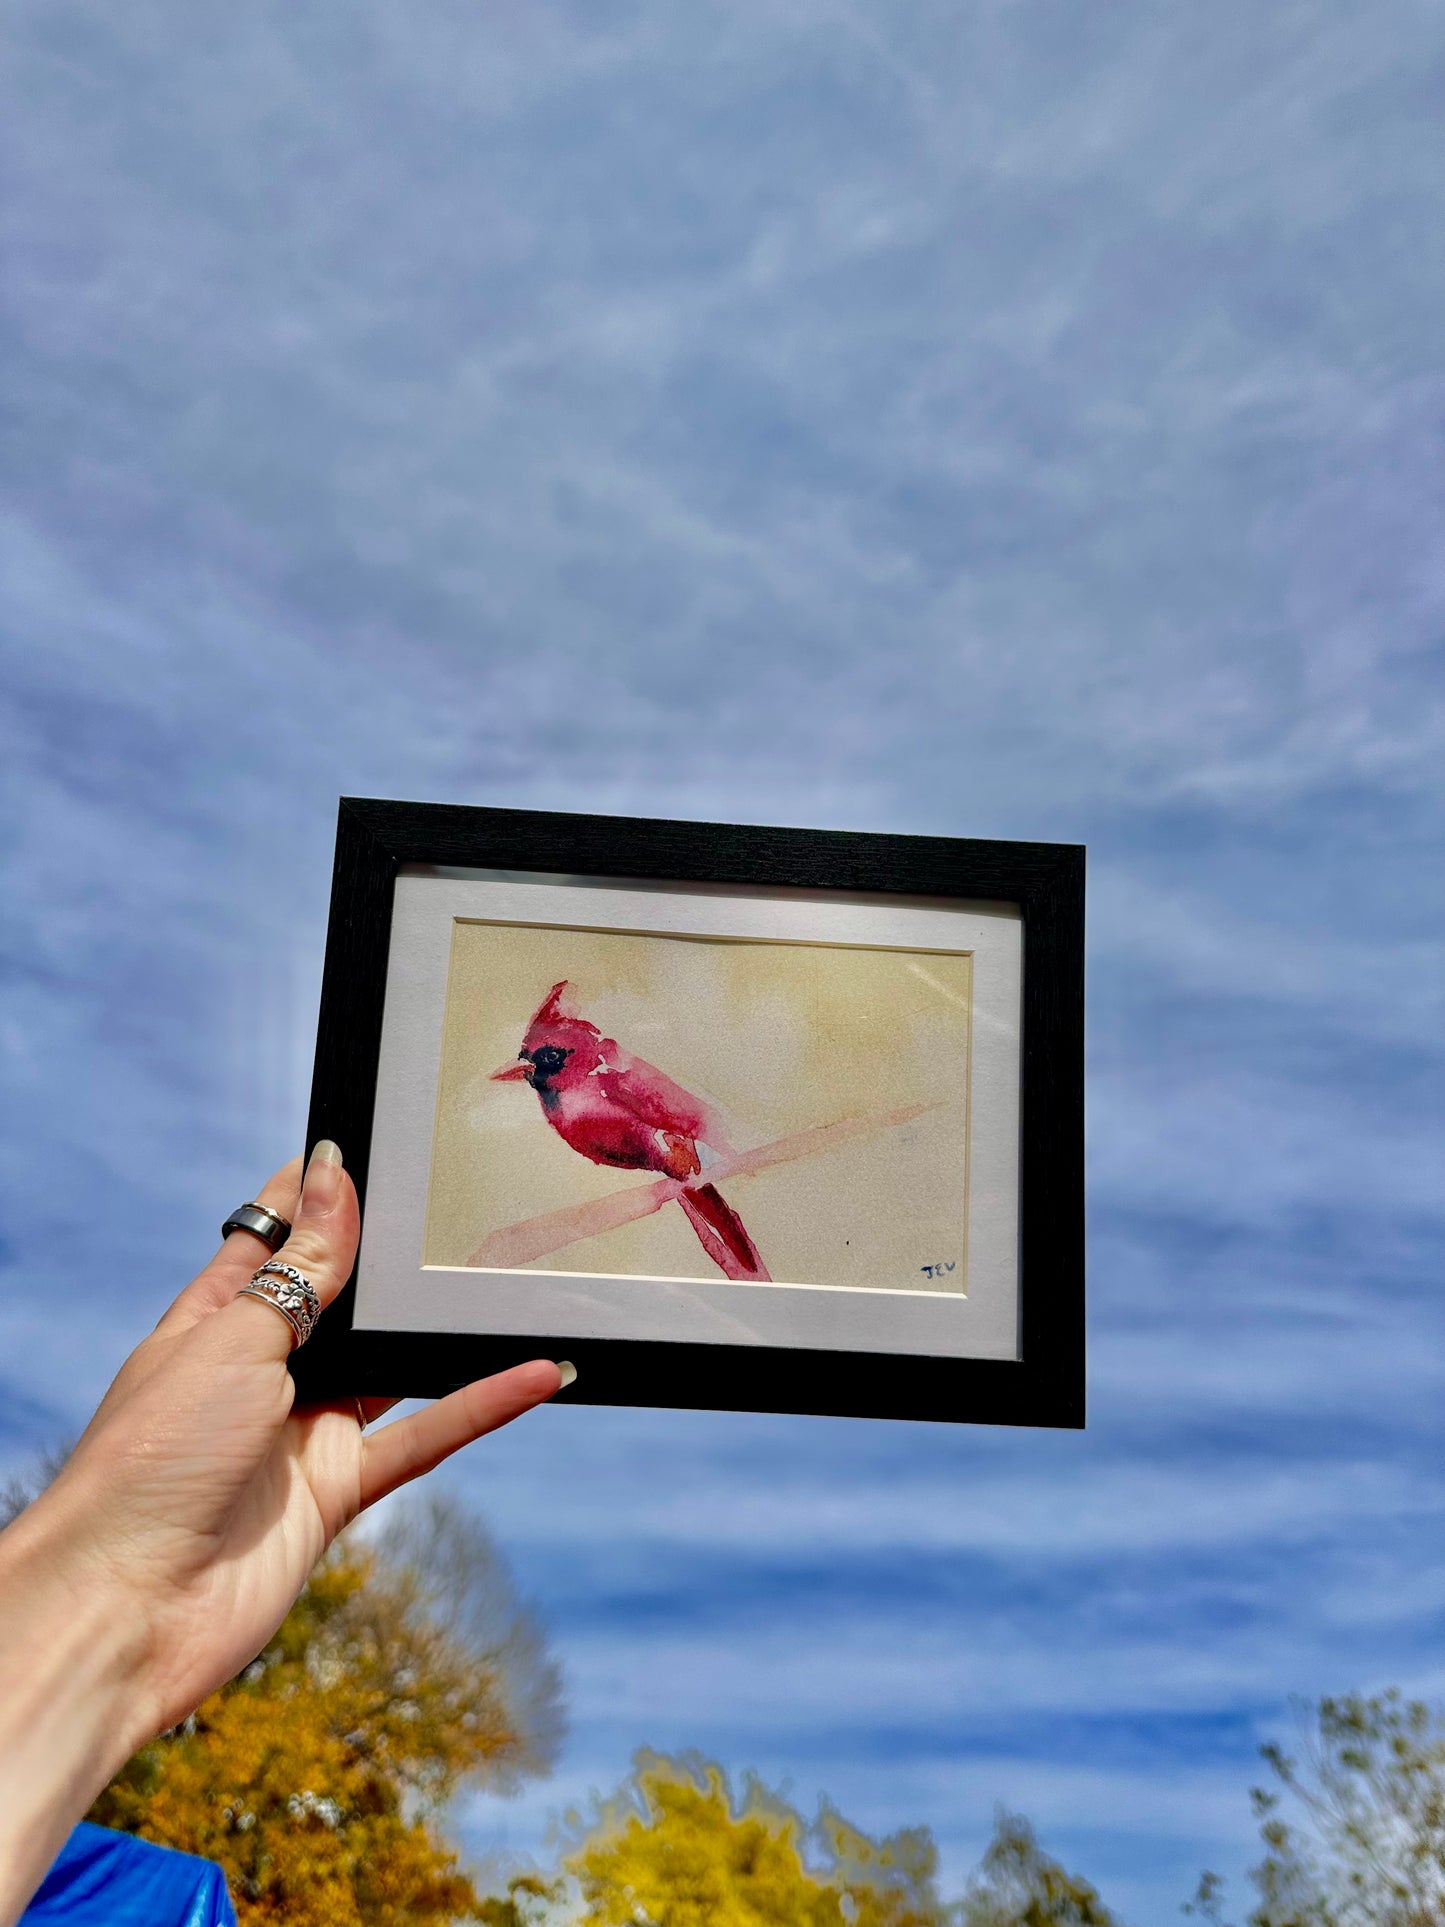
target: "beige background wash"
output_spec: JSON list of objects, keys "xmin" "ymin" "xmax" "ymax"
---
[{"xmin": 424, "ymin": 919, "xmax": 972, "ymax": 1292}]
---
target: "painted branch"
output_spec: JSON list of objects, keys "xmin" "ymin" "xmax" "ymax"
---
[{"xmin": 464, "ymin": 1101, "xmax": 934, "ymax": 1270}]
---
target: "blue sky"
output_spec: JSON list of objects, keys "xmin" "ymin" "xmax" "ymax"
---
[{"xmin": 3, "ymin": 0, "xmax": 1443, "ymax": 1915}]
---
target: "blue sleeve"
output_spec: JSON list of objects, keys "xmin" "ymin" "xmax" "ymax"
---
[{"xmin": 20, "ymin": 1823, "xmax": 237, "ymax": 1927}]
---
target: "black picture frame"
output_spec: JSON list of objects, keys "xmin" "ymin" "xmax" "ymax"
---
[{"xmin": 291, "ymin": 797, "xmax": 1084, "ymax": 1428}]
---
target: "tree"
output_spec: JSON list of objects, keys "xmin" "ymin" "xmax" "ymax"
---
[
  {"xmin": 86, "ymin": 1495, "xmax": 564, "ymax": 1927},
  {"xmin": 958, "ymin": 1810, "xmax": 1120, "ymax": 1927},
  {"xmin": 0, "ymin": 1445, "xmax": 71, "ymax": 1529},
  {"xmin": 563, "ymin": 1750, "xmax": 948, "ymax": 1927},
  {"xmin": 474, "ymin": 1871, "xmax": 569, "ymax": 1926},
  {"xmin": 1190, "ymin": 1692, "xmax": 1445, "ymax": 1927}
]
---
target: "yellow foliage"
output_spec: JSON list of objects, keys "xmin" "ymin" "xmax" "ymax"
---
[
  {"xmin": 89, "ymin": 1514, "xmax": 558, "ymax": 1927},
  {"xmin": 565, "ymin": 1751, "xmax": 946, "ymax": 1927}
]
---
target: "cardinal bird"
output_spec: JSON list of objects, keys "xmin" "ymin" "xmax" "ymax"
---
[{"xmin": 491, "ymin": 981, "xmax": 770, "ymax": 1282}]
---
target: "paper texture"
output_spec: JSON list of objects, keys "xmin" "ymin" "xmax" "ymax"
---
[{"xmin": 424, "ymin": 920, "xmax": 973, "ymax": 1293}]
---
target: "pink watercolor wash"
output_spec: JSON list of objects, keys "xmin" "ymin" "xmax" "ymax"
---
[{"xmin": 488, "ymin": 980, "xmax": 770, "ymax": 1281}]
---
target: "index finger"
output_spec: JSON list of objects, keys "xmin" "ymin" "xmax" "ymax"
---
[{"xmin": 357, "ymin": 1361, "xmax": 570, "ymax": 1509}]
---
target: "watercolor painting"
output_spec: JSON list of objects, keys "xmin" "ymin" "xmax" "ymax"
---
[
  {"xmin": 423, "ymin": 920, "xmax": 973, "ymax": 1293},
  {"xmin": 489, "ymin": 979, "xmax": 773, "ymax": 1280}
]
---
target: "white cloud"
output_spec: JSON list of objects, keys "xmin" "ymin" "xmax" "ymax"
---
[{"xmin": 457, "ymin": 1435, "xmax": 1443, "ymax": 1564}]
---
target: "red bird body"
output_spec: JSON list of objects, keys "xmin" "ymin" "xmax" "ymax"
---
[{"xmin": 492, "ymin": 981, "xmax": 770, "ymax": 1282}]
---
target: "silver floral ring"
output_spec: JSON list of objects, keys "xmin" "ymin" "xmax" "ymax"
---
[{"xmin": 238, "ymin": 1261, "xmax": 321, "ymax": 1349}]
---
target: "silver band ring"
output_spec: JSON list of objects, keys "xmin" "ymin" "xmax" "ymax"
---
[
  {"xmin": 222, "ymin": 1201, "xmax": 293, "ymax": 1254},
  {"xmin": 238, "ymin": 1261, "xmax": 321, "ymax": 1349}
]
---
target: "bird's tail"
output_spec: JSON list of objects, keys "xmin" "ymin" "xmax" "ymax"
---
[{"xmin": 678, "ymin": 1183, "xmax": 771, "ymax": 1283}]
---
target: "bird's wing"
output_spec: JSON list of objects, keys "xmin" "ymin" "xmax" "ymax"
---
[{"xmin": 593, "ymin": 1048, "xmax": 729, "ymax": 1149}]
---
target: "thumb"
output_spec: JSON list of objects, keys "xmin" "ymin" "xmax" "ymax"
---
[{"xmin": 225, "ymin": 1141, "xmax": 359, "ymax": 1360}]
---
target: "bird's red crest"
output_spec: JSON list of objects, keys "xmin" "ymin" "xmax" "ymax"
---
[
  {"xmin": 532, "ymin": 981, "xmax": 579, "ymax": 1027},
  {"xmin": 522, "ymin": 980, "xmax": 605, "ymax": 1069}
]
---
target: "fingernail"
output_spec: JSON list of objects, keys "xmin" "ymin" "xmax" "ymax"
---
[
  {"xmin": 302, "ymin": 1140, "xmax": 344, "ymax": 1206},
  {"xmin": 555, "ymin": 1360, "xmax": 577, "ymax": 1388}
]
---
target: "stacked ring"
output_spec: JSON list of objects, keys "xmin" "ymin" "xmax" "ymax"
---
[{"xmin": 238, "ymin": 1261, "xmax": 321, "ymax": 1349}]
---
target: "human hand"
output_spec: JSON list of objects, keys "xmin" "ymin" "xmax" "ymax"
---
[{"xmin": 0, "ymin": 1141, "xmax": 566, "ymax": 1924}]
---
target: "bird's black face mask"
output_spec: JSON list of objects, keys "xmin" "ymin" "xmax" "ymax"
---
[{"xmin": 524, "ymin": 1043, "xmax": 572, "ymax": 1094}]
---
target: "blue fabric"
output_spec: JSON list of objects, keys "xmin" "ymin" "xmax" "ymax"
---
[{"xmin": 21, "ymin": 1823, "xmax": 236, "ymax": 1927}]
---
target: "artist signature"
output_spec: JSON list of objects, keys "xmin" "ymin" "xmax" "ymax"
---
[{"xmin": 919, "ymin": 1260, "xmax": 958, "ymax": 1280}]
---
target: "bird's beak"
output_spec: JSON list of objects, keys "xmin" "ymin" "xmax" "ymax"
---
[{"xmin": 490, "ymin": 1060, "xmax": 531, "ymax": 1081}]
